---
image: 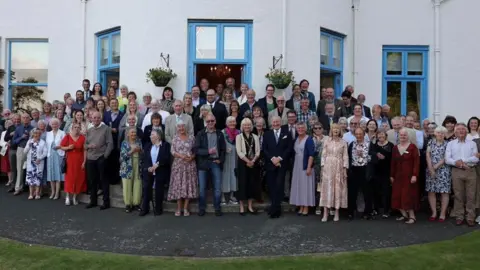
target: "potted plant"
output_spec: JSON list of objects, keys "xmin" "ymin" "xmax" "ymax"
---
[
  {"xmin": 265, "ymin": 68, "xmax": 294, "ymax": 90},
  {"xmin": 146, "ymin": 67, "xmax": 177, "ymax": 87}
]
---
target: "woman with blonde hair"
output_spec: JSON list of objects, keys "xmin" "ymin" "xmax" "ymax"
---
[
  {"xmin": 319, "ymin": 123, "xmax": 349, "ymax": 222},
  {"xmin": 24, "ymin": 128, "xmax": 48, "ymax": 200},
  {"xmin": 236, "ymin": 118, "xmax": 261, "ymax": 215},
  {"xmin": 182, "ymin": 93, "xmax": 196, "ymax": 119},
  {"xmin": 194, "ymin": 104, "xmax": 212, "ymax": 135},
  {"xmin": 220, "ymin": 88, "xmax": 234, "ymax": 114},
  {"xmin": 237, "ymin": 83, "xmax": 249, "ymax": 105},
  {"xmin": 119, "ymin": 100, "xmax": 144, "ymax": 132}
]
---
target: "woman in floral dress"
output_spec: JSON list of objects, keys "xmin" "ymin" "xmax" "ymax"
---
[
  {"xmin": 24, "ymin": 129, "xmax": 48, "ymax": 200},
  {"xmin": 425, "ymin": 126, "xmax": 451, "ymax": 222},
  {"xmin": 320, "ymin": 124, "xmax": 349, "ymax": 222},
  {"xmin": 168, "ymin": 120, "xmax": 198, "ymax": 216},
  {"xmin": 120, "ymin": 127, "xmax": 143, "ymax": 213}
]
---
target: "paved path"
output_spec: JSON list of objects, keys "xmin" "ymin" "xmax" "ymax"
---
[{"xmin": 0, "ymin": 186, "xmax": 477, "ymax": 257}]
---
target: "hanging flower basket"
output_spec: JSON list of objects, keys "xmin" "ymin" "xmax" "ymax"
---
[
  {"xmin": 146, "ymin": 67, "xmax": 177, "ymax": 87},
  {"xmin": 265, "ymin": 68, "xmax": 294, "ymax": 90}
]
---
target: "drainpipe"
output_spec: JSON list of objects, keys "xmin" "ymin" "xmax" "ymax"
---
[
  {"xmin": 81, "ymin": 0, "xmax": 88, "ymax": 80},
  {"xmin": 281, "ymin": 0, "xmax": 289, "ymax": 98},
  {"xmin": 432, "ymin": 0, "xmax": 441, "ymax": 123},
  {"xmin": 351, "ymin": 0, "xmax": 359, "ymax": 88}
]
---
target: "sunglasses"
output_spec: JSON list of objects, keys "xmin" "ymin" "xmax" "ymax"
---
[
  {"xmin": 206, "ymin": 120, "xmax": 215, "ymax": 123},
  {"xmin": 313, "ymin": 127, "xmax": 323, "ymax": 130}
]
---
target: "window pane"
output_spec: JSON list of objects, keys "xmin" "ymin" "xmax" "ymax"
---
[
  {"xmin": 406, "ymin": 81, "xmax": 421, "ymax": 116},
  {"xmin": 386, "ymin": 52, "xmax": 402, "ymax": 75},
  {"xmin": 112, "ymin": 34, "xmax": 121, "ymax": 64},
  {"xmin": 321, "ymin": 36, "xmax": 329, "ymax": 65},
  {"xmin": 100, "ymin": 38, "xmax": 109, "ymax": 66},
  {"xmin": 386, "ymin": 81, "xmax": 401, "ymax": 117},
  {"xmin": 224, "ymin": 27, "xmax": 245, "ymax": 59},
  {"xmin": 11, "ymin": 85, "xmax": 46, "ymax": 111},
  {"xmin": 10, "ymin": 42, "xmax": 49, "ymax": 84},
  {"xmin": 196, "ymin": 26, "xmax": 217, "ymax": 59},
  {"xmin": 332, "ymin": 39, "xmax": 341, "ymax": 68},
  {"xmin": 407, "ymin": 53, "xmax": 423, "ymax": 75}
]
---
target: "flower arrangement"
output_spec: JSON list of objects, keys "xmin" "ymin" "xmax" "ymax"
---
[
  {"xmin": 146, "ymin": 67, "xmax": 177, "ymax": 87},
  {"xmin": 265, "ymin": 68, "xmax": 294, "ymax": 89}
]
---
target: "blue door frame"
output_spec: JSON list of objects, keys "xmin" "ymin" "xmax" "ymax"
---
[
  {"xmin": 321, "ymin": 30, "xmax": 344, "ymax": 97},
  {"xmin": 96, "ymin": 29, "xmax": 121, "ymax": 90},
  {"xmin": 187, "ymin": 21, "xmax": 253, "ymax": 90},
  {"xmin": 382, "ymin": 45, "xmax": 429, "ymax": 119}
]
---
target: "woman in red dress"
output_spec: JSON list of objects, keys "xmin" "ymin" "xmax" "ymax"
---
[
  {"xmin": 60, "ymin": 122, "xmax": 86, "ymax": 206},
  {"xmin": 390, "ymin": 128, "xmax": 420, "ymax": 224}
]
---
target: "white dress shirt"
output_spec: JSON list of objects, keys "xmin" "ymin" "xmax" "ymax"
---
[
  {"xmin": 141, "ymin": 110, "xmax": 169, "ymax": 131},
  {"xmin": 415, "ymin": 130, "xmax": 424, "ymax": 149},
  {"xmin": 445, "ymin": 139, "xmax": 479, "ymax": 167},
  {"xmin": 192, "ymin": 97, "xmax": 200, "ymax": 107}
]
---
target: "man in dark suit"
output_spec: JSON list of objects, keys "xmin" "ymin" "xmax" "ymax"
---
[
  {"xmin": 195, "ymin": 113, "xmax": 226, "ymax": 217},
  {"xmin": 357, "ymin": 94, "xmax": 372, "ymax": 118},
  {"xmin": 103, "ymin": 98, "xmax": 124, "ymax": 185},
  {"xmin": 140, "ymin": 129, "xmax": 171, "ymax": 216},
  {"xmin": 316, "ymin": 87, "xmax": 347, "ymax": 117},
  {"xmin": 191, "ymin": 85, "xmax": 206, "ymax": 108},
  {"xmin": 205, "ymin": 89, "xmax": 228, "ymax": 130},
  {"xmin": 263, "ymin": 116, "xmax": 293, "ymax": 218},
  {"xmin": 280, "ymin": 110, "xmax": 298, "ymax": 200},
  {"xmin": 318, "ymin": 103, "xmax": 339, "ymax": 135}
]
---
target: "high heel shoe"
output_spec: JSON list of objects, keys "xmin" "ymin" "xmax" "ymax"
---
[
  {"xmin": 321, "ymin": 216, "xmax": 328, "ymax": 222},
  {"xmin": 247, "ymin": 208, "xmax": 258, "ymax": 215}
]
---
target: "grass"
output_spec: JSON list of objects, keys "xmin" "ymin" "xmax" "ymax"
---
[{"xmin": 0, "ymin": 231, "xmax": 479, "ymax": 270}]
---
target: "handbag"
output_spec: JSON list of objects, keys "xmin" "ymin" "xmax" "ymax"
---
[{"xmin": 61, "ymin": 154, "xmax": 67, "ymax": 173}]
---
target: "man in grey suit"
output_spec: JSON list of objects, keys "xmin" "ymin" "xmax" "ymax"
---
[
  {"xmin": 386, "ymin": 116, "xmax": 418, "ymax": 148},
  {"xmin": 164, "ymin": 100, "xmax": 194, "ymax": 143},
  {"xmin": 316, "ymin": 87, "xmax": 347, "ymax": 118}
]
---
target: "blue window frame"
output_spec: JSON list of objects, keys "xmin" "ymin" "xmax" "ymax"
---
[
  {"xmin": 320, "ymin": 30, "xmax": 344, "ymax": 96},
  {"xmin": 382, "ymin": 45, "xmax": 429, "ymax": 119},
  {"xmin": 187, "ymin": 21, "xmax": 253, "ymax": 89},
  {"xmin": 6, "ymin": 40, "xmax": 49, "ymax": 109},
  {"xmin": 96, "ymin": 29, "xmax": 121, "ymax": 90}
]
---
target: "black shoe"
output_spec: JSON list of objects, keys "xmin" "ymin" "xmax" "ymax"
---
[
  {"xmin": 215, "ymin": 210, "xmax": 223, "ymax": 217},
  {"xmin": 269, "ymin": 211, "xmax": 280, "ymax": 219},
  {"xmin": 125, "ymin": 206, "xmax": 132, "ymax": 213},
  {"xmin": 248, "ymin": 208, "xmax": 258, "ymax": 215},
  {"xmin": 239, "ymin": 211, "xmax": 246, "ymax": 216},
  {"xmin": 139, "ymin": 211, "xmax": 149, "ymax": 217},
  {"xmin": 348, "ymin": 214, "xmax": 354, "ymax": 221},
  {"xmin": 198, "ymin": 210, "xmax": 206, "ymax": 216},
  {"xmin": 85, "ymin": 203, "xmax": 97, "ymax": 209},
  {"xmin": 7, "ymin": 188, "xmax": 14, "ymax": 193},
  {"xmin": 283, "ymin": 197, "xmax": 289, "ymax": 203},
  {"xmin": 100, "ymin": 204, "xmax": 110, "ymax": 210},
  {"xmin": 154, "ymin": 209, "xmax": 163, "ymax": 216}
]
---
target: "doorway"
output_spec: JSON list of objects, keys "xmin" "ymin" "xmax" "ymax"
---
[
  {"xmin": 320, "ymin": 69, "xmax": 342, "ymax": 97},
  {"xmin": 195, "ymin": 64, "xmax": 243, "ymax": 89},
  {"xmin": 100, "ymin": 68, "xmax": 120, "ymax": 91}
]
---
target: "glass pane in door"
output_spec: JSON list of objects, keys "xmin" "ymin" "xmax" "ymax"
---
[
  {"xmin": 407, "ymin": 53, "xmax": 423, "ymax": 76},
  {"xmin": 112, "ymin": 34, "xmax": 121, "ymax": 64},
  {"xmin": 224, "ymin": 27, "xmax": 245, "ymax": 59},
  {"xmin": 100, "ymin": 38, "xmax": 109, "ymax": 66},
  {"xmin": 196, "ymin": 26, "xmax": 217, "ymax": 59},
  {"xmin": 406, "ymin": 81, "xmax": 421, "ymax": 117},
  {"xmin": 386, "ymin": 52, "xmax": 402, "ymax": 75},
  {"xmin": 332, "ymin": 39, "xmax": 341, "ymax": 68},
  {"xmin": 320, "ymin": 35, "xmax": 329, "ymax": 65},
  {"xmin": 386, "ymin": 81, "xmax": 402, "ymax": 117}
]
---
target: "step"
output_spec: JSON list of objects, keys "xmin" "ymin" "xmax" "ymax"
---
[{"xmin": 61, "ymin": 185, "xmax": 297, "ymax": 213}]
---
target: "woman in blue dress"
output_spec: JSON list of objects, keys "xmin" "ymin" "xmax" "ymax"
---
[{"xmin": 46, "ymin": 118, "xmax": 66, "ymax": 200}]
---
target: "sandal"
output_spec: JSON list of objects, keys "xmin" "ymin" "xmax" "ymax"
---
[
  {"xmin": 174, "ymin": 211, "xmax": 182, "ymax": 217},
  {"xmin": 396, "ymin": 215, "xmax": 407, "ymax": 221},
  {"xmin": 183, "ymin": 210, "xmax": 190, "ymax": 217},
  {"xmin": 28, "ymin": 195, "xmax": 34, "ymax": 200},
  {"xmin": 405, "ymin": 217, "xmax": 416, "ymax": 224},
  {"xmin": 35, "ymin": 195, "xmax": 41, "ymax": 200}
]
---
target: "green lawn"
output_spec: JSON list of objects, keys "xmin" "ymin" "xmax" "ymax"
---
[{"xmin": 0, "ymin": 231, "xmax": 478, "ymax": 270}]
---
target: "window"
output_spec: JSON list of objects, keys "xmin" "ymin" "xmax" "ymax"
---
[
  {"xmin": 382, "ymin": 46, "xmax": 429, "ymax": 119},
  {"xmin": 97, "ymin": 29, "xmax": 121, "ymax": 91},
  {"xmin": 320, "ymin": 30, "xmax": 344, "ymax": 96},
  {"xmin": 188, "ymin": 21, "xmax": 253, "ymax": 89},
  {"xmin": 7, "ymin": 40, "xmax": 49, "ymax": 110}
]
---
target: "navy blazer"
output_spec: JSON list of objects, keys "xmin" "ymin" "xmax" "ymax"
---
[
  {"xmin": 103, "ymin": 110, "xmax": 125, "ymax": 145},
  {"xmin": 195, "ymin": 129, "xmax": 226, "ymax": 170},
  {"xmin": 142, "ymin": 124, "xmax": 165, "ymax": 146},
  {"xmin": 293, "ymin": 136, "xmax": 315, "ymax": 170},
  {"xmin": 195, "ymin": 97, "xmax": 206, "ymax": 108},
  {"xmin": 239, "ymin": 102, "xmax": 258, "ymax": 119},
  {"xmin": 142, "ymin": 141, "xmax": 171, "ymax": 180},
  {"xmin": 262, "ymin": 128, "xmax": 292, "ymax": 171}
]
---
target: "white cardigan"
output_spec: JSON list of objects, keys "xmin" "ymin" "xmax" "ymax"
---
[
  {"xmin": 23, "ymin": 139, "xmax": 48, "ymax": 171},
  {"xmin": 235, "ymin": 133, "xmax": 260, "ymax": 161},
  {"xmin": 45, "ymin": 130, "xmax": 66, "ymax": 157}
]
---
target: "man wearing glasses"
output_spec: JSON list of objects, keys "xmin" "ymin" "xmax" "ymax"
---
[
  {"xmin": 343, "ymin": 120, "xmax": 358, "ymax": 144},
  {"xmin": 205, "ymin": 89, "xmax": 228, "ymax": 130},
  {"xmin": 195, "ymin": 113, "xmax": 226, "ymax": 217},
  {"xmin": 268, "ymin": 95, "xmax": 290, "ymax": 128}
]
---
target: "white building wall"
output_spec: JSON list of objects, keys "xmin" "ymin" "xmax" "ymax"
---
[{"xmin": 0, "ymin": 0, "xmax": 478, "ymax": 122}]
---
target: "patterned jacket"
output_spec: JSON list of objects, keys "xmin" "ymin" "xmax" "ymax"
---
[{"xmin": 119, "ymin": 139, "xmax": 143, "ymax": 179}]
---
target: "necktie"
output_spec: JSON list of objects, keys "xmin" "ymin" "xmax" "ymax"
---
[
  {"xmin": 290, "ymin": 126, "xmax": 295, "ymax": 138},
  {"xmin": 210, "ymin": 104, "xmax": 213, "ymax": 110},
  {"xmin": 275, "ymin": 130, "xmax": 279, "ymax": 143},
  {"xmin": 395, "ymin": 131, "xmax": 399, "ymax": 144},
  {"xmin": 176, "ymin": 115, "xmax": 180, "ymax": 123},
  {"xmin": 329, "ymin": 117, "xmax": 333, "ymax": 126}
]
